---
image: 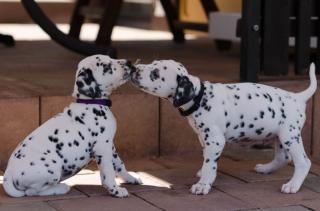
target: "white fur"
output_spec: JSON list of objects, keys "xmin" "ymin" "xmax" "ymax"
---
[
  {"xmin": 132, "ymin": 60, "xmax": 317, "ymax": 195},
  {"xmin": 3, "ymin": 55, "xmax": 141, "ymax": 198}
]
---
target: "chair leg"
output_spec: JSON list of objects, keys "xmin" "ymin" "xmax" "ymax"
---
[
  {"xmin": 69, "ymin": 0, "xmax": 90, "ymax": 39},
  {"xmin": 95, "ymin": 0, "xmax": 123, "ymax": 47},
  {"xmin": 160, "ymin": 0, "xmax": 185, "ymax": 43},
  {"xmin": 0, "ymin": 34, "xmax": 15, "ymax": 46},
  {"xmin": 200, "ymin": 0, "xmax": 218, "ymax": 17}
]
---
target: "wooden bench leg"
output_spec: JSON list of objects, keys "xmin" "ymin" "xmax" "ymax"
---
[
  {"xmin": 95, "ymin": 0, "xmax": 123, "ymax": 47},
  {"xmin": 160, "ymin": 0, "xmax": 185, "ymax": 43},
  {"xmin": 69, "ymin": 0, "xmax": 90, "ymax": 39}
]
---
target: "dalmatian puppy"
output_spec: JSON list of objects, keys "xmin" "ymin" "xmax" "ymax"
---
[
  {"xmin": 131, "ymin": 60, "xmax": 317, "ymax": 195},
  {"xmin": 3, "ymin": 55, "xmax": 141, "ymax": 198}
]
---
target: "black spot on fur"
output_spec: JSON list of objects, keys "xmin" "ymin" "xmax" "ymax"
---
[
  {"xmin": 73, "ymin": 140, "xmax": 79, "ymax": 146},
  {"xmin": 226, "ymin": 122, "xmax": 230, "ymax": 128},
  {"xmin": 78, "ymin": 131, "xmax": 84, "ymax": 140},
  {"xmin": 67, "ymin": 109, "xmax": 72, "ymax": 117},
  {"xmin": 255, "ymin": 128, "xmax": 264, "ymax": 135},
  {"xmin": 100, "ymin": 127, "xmax": 105, "ymax": 133},
  {"xmin": 75, "ymin": 116, "xmax": 85, "ymax": 124},
  {"xmin": 150, "ymin": 69, "xmax": 160, "ymax": 81}
]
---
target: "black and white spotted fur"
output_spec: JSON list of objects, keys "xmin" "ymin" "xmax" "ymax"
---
[
  {"xmin": 3, "ymin": 55, "xmax": 141, "ymax": 198},
  {"xmin": 131, "ymin": 60, "xmax": 317, "ymax": 195}
]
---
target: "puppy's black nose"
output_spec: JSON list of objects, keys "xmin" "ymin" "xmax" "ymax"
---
[{"xmin": 125, "ymin": 60, "xmax": 136, "ymax": 75}]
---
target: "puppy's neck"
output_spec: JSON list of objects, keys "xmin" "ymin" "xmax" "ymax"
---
[
  {"xmin": 179, "ymin": 75, "xmax": 201, "ymax": 111},
  {"xmin": 72, "ymin": 90, "xmax": 111, "ymax": 100}
]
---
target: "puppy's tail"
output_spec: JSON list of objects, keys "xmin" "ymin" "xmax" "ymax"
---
[
  {"xmin": 3, "ymin": 170, "xmax": 25, "ymax": 197},
  {"xmin": 296, "ymin": 63, "xmax": 317, "ymax": 102}
]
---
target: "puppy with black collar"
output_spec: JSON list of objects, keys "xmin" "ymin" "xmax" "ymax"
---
[
  {"xmin": 3, "ymin": 55, "xmax": 141, "ymax": 197},
  {"xmin": 131, "ymin": 60, "xmax": 317, "ymax": 195}
]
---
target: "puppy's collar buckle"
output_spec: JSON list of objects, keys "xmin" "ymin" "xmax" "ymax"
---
[
  {"xmin": 76, "ymin": 99, "xmax": 112, "ymax": 107},
  {"xmin": 178, "ymin": 82, "xmax": 205, "ymax": 116}
]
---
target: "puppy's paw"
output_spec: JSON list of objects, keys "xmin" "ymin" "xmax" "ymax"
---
[
  {"xmin": 122, "ymin": 172, "xmax": 142, "ymax": 185},
  {"xmin": 254, "ymin": 163, "xmax": 273, "ymax": 174},
  {"xmin": 190, "ymin": 182, "xmax": 211, "ymax": 195},
  {"xmin": 110, "ymin": 187, "xmax": 129, "ymax": 198},
  {"xmin": 281, "ymin": 181, "xmax": 301, "ymax": 194}
]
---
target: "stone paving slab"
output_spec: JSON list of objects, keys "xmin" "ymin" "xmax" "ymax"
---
[
  {"xmin": 247, "ymin": 205, "xmax": 311, "ymax": 211},
  {"xmin": 135, "ymin": 187, "xmax": 253, "ymax": 211},
  {"xmin": 216, "ymin": 180, "xmax": 319, "ymax": 209},
  {"xmin": 48, "ymin": 195, "xmax": 160, "ymax": 211},
  {"xmin": 0, "ymin": 201, "xmax": 57, "ymax": 211},
  {"xmin": 301, "ymin": 199, "xmax": 320, "ymax": 211},
  {"xmin": 141, "ymin": 168, "xmax": 244, "ymax": 189},
  {"xmin": 0, "ymin": 156, "xmax": 320, "ymax": 210},
  {"xmin": 0, "ymin": 185, "xmax": 86, "ymax": 204},
  {"xmin": 303, "ymin": 176, "xmax": 320, "ymax": 193},
  {"xmin": 70, "ymin": 169, "xmax": 175, "ymax": 196},
  {"xmin": 218, "ymin": 157, "xmax": 306, "ymax": 183},
  {"xmin": 152, "ymin": 155, "xmax": 203, "ymax": 170},
  {"xmin": 310, "ymin": 160, "xmax": 320, "ymax": 176}
]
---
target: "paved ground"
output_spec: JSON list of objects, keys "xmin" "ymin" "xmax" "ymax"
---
[{"xmin": 1, "ymin": 150, "xmax": 320, "ymax": 211}]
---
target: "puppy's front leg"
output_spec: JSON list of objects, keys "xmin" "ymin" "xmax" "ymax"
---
[
  {"xmin": 191, "ymin": 127, "xmax": 225, "ymax": 195},
  {"xmin": 94, "ymin": 143, "xmax": 129, "ymax": 198},
  {"xmin": 112, "ymin": 145, "xmax": 142, "ymax": 184}
]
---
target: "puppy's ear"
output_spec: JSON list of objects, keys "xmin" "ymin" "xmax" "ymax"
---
[
  {"xmin": 76, "ymin": 68, "xmax": 102, "ymax": 98},
  {"xmin": 173, "ymin": 75, "xmax": 195, "ymax": 107}
]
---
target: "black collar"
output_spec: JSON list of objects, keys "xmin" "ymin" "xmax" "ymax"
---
[
  {"xmin": 76, "ymin": 99, "xmax": 112, "ymax": 107},
  {"xmin": 178, "ymin": 82, "xmax": 205, "ymax": 116}
]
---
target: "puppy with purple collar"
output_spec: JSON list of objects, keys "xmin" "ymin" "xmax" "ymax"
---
[
  {"xmin": 3, "ymin": 55, "xmax": 141, "ymax": 197},
  {"xmin": 131, "ymin": 60, "xmax": 317, "ymax": 195}
]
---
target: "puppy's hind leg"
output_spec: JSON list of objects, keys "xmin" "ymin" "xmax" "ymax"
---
[
  {"xmin": 37, "ymin": 183, "xmax": 70, "ymax": 196},
  {"xmin": 278, "ymin": 129, "xmax": 311, "ymax": 194},
  {"xmin": 112, "ymin": 145, "xmax": 142, "ymax": 184},
  {"xmin": 255, "ymin": 142, "xmax": 291, "ymax": 174}
]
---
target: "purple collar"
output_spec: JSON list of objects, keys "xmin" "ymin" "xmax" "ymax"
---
[{"xmin": 76, "ymin": 99, "xmax": 112, "ymax": 107}]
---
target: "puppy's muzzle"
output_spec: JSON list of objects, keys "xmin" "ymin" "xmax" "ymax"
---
[
  {"xmin": 125, "ymin": 60, "xmax": 136, "ymax": 75},
  {"xmin": 122, "ymin": 60, "xmax": 136, "ymax": 80}
]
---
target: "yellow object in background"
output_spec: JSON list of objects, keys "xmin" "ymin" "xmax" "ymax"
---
[{"xmin": 179, "ymin": 0, "xmax": 242, "ymax": 23}]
